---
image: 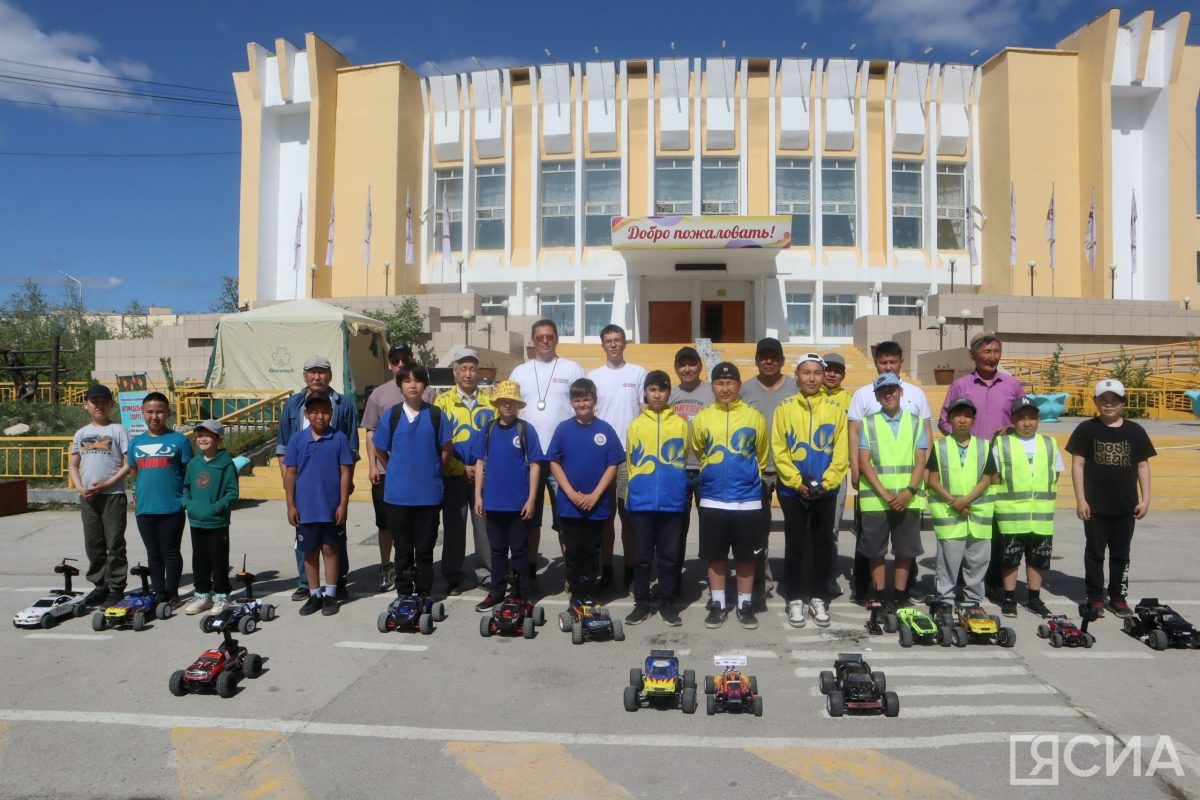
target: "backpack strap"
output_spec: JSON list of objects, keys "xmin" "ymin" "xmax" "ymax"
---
[
  {"xmin": 484, "ymin": 419, "xmax": 529, "ymax": 465},
  {"xmin": 388, "ymin": 403, "xmax": 443, "ymax": 458}
]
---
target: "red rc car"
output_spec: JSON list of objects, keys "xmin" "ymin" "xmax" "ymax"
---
[{"xmin": 168, "ymin": 631, "xmax": 263, "ymax": 698}]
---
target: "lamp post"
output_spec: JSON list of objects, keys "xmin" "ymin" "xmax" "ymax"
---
[
  {"xmin": 1185, "ymin": 296, "xmax": 1192, "ymax": 311},
  {"xmin": 935, "ymin": 315, "xmax": 947, "ymax": 351},
  {"xmin": 1109, "ymin": 263, "xmax": 1118, "ymax": 299},
  {"xmin": 308, "ymin": 263, "xmax": 317, "ymax": 298},
  {"xmin": 59, "ymin": 271, "xmax": 83, "ymax": 308},
  {"xmin": 483, "ymin": 315, "xmax": 494, "ymax": 350},
  {"xmin": 462, "ymin": 310, "xmax": 474, "ymax": 346},
  {"xmin": 960, "ymin": 308, "xmax": 972, "ymax": 348},
  {"xmin": 1027, "ymin": 260, "xmax": 1036, "ymax": 297},
  {"xmin": 501, "ymin": 298, "xmax": 510, "ymax": 330},
  {"xmin": 915, "ymin": 298, "xmax": 924, "ymax": 328},
  {"xmin": 457, "ymin": 258, "xmax": 465, "ymax": 294},
  {"xmin": 383, "ymin": 260, "xmax": 391, "ymax": 295},
  {"xmin": 534, "ymin": 286, "xmax": 542, "ymax": 316},
  {"xmin": 948, "ymin": 256, "xmax": 957, "ymax": 294},
  {"xmin": 872, "ymin": 282, "xmax": 882, "ymax": 315}
]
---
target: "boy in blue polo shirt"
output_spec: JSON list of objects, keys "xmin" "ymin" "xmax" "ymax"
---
[
  {"xmin": 285, "ymin": 395, "xmax": 354, "ymax": 616},
  {"xmin": 546, "ymin": 378, "xmax": 625, "ymax": 598}
]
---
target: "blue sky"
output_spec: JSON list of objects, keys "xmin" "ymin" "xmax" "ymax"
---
[{"xmin": 0, "ymin": 0, "xmax": 1195, "ymax": 314}]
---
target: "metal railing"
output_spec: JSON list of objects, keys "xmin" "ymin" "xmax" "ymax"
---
[
  {"xmin": 182, "ymin": 390, "xmax": 290, "ymax": 456},
  {"xmin": 174, "ymin": 387, "xmax": 290, "ymax": 426},
  {"xmin": 1006, "ymin": 341, "xmax": 1200, "ymax": 387},
  {"xmin": 0, "ymin": 436, "xmax": 73, "ymax": 480},
  {"xmin": 0, "ymin": 382, "xmax": 90, "ymax": 404}
]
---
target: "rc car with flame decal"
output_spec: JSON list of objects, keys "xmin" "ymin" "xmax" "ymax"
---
[
  {"xmin": 818, "ymin": 653, "xmax": 899, "ymax": 717},
  {"xmin": 703, "ymin": 654, "xmax": 762, "ymax": 716},
  {"xmin": 13, "ymin": 558, "xmax": 87, "ymax": 629},
  {"xmin": 623, "ymin": 649, "xmax": 698, "ymax": 713},
  {"xmin": 92, "ymin": 563, "xmax": 172, "ymax": 631},
  {"xmin": 480, "ymin": 573, "xmax": 546, "ymax": 639},
  {"xmin": 377, "ymin": 593, "xmax": 447, "ymax": 635},
  {"xmin": 199, "ymin": 557, "xmax": 277, "ymax": 634},
  {"xmin": 557, "ymin": 595, "xmax": 624, "ymax": 644},
  {"xmin": 1124, "ymin": 598, "xmax": 1200, "ymax": 650},
  {"xmin": 937, "ymin": 602, "xmax": 1015, "ymax": 648},
  {"xmin": 168, "ymin": 630, "xmax": 263, "ymax": 698}
]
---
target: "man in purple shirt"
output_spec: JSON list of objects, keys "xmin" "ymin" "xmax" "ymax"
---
[{"xmin": 937, "ymin": 333, "xmax": 1025, "ymax": 439}]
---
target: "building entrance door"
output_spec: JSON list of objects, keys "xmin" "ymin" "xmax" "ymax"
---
[
  {"xmin": 648, "ymin": 301, "xmax": 692, "ymax": 343},
  {"xmin": 699, "ymin": 301, "xmax": 745, "ymax": 343}
]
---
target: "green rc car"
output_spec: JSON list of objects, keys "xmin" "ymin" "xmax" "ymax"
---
[{"xmin": 895, "ymin": 606, "xmax": 948, "ymax": 647}]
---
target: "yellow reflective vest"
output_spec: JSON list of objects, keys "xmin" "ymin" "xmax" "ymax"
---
[
  {"xmin": 928, "ymin": 435, "xmax": 993, "ymax": 540},
  {"xmin": 858, "ymin": 410, "xmax": 926, "ymax": 512},
  {"xmin": 992, "ymin": 433, "xmax": 1058, "ymax": 536}
]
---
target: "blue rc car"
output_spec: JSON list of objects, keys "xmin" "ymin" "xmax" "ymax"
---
[
  {"xmin": 624, "ymin": 649, "xmax": 698, "ymax": 713},
  {"xmin": 92, "ymin": 563, "xmax": 171, "ymax": 632},
  {"xmin": 199, "ymin": 559, "xmax": 277, "ymax": 635},
  {"xmin": 378, "ymin": 593, "xmax": 447, "ymax": 635}
]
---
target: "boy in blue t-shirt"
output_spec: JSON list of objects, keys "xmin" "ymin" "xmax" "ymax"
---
[
  {"xmin": 546, "ymin": 378, "xmax": 624, "ymax": 597},
  {"xmin": 471, "ymin": 380, "xmax": 543, "ymax": 608},
  {"xmin": 285, "ymin": 395, "xmax": 354, "ymax": 617},
  {"xmin": 128, "ymin": 391, "xmax": 191, "ymax": 607},
  {"xmin": 372, "ymin": 364, "xmax": 453, "ymax": 597}
]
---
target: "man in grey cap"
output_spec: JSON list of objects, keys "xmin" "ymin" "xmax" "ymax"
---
[{"xmin": 278, "ymin": 354, "xmax": 360, "ymax": 600}]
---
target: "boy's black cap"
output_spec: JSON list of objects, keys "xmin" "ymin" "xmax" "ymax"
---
[
  {"xmin": 84, "ymin": 384, "xmax": 113, "ymax": 401},
  {"xmin": 1011, "ymin": 396, "xmax": 1038, "ymax": 415},
  {"xmin": 674, "ymin": 346, "xmax": 701, "ymax": 364},
  {"xmin": 946, "ymin": 397, "xmax": 977, "ymax": 414},
  {"xmin": 710, "ymin": 362, "xmax": 741, "ymax": 382},
  {"xmin": 644, "ymin": 370, "xmax": 671, "ymax": 390}
]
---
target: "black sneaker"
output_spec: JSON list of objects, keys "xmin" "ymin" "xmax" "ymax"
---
[
  {"xmin": 321, "ymin": 595, "xmax": 339, "ymax": 616},
  {"xmin": 299, "ymin": 593, "xmax": 324, "ymax": 616},
  {"xmin": 1025, "ymin": 598, "xmax": 1052, "ymax": 618},
  {"xmin": 1107, "ymin": 598, "xmax": 1133, "ymax": 619},
  {"xmin": 335, "ymin": 579, "xmax": 349, "ymax": 601},
  {"xmin": 446, "ymin": 582, "xmax": 462, "ymax": 597},
  {"xmin": 1001, "ymin": 598, "xmax": 1018, "ymax": 618},
  {"xmin": 659, "ymin": 605, "xmax": 682, "ymax": 627},
  {"xmin": 624, "ymin": 604, "xmax": 653, "ymax": 625},
  {"xmin": 84, "ymin": 587, "xmax": 109, "ymax": 606},
  {"xmin": 291, "ymin": 586, "xmax": 309, "ymax": 601},
  {"xmin": 704, "ymin": 602, "xmax": 728, "ymax": 629},
  {"xmin": 474, "ymin": 594, "xmax": 503, "ymax": 612},
  {"xmin": 736, "ymin": 601, "xmax": 759, "ymax": 630}
]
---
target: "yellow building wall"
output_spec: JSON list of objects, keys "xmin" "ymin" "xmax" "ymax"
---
[
  {"xmin": 233, "ymin": 49, "xmax": 263, "ymax": 305},
  {"xmin": 509, "ymin": 75, "xmax": 532, "ymax": 267},
  {"xmin": 626, "ymin": 66, "xmax": 649, "ymax": 218},
  {"xmin": 865, "ymin": 68, "xmax": 888, "ymax": 269},
  {"xmin": 745, "ymin": 65, "xmax": 770, "ymax": 216},
  {"xmin": 1167, "ymin": 34, "xmax": 1200, "ymax": 301},
  {"xmin": 306, "ymin": 35, "xmax": 352, "ymax": 300}
]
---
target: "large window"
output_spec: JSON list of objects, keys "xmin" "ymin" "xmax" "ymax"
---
[
  {"xmin": 584, "ymin": 160, "xmax": 620, "ymax": 246},
  {"xmin": 539, "ymin": 292, "xmax": 575, "ymax": 337},
  {"xmin": 776, "ymin": 158, "xmax": 811, "ymax": 246},
  {"xmin": 541, "ymin": 161, "xmax": 574, "ymax": 248},
  {"xmin": 479, "ymin": 294, "xmax": 508, "ymax": 316},
  {"xmin": 937, "ymin": 162, "xmax": 967, "ymax": 250},
  {"xmin": 892, "ymin": 161, "xmax": 923, "ymax": 249},
  {"xmin": 475, "ymin": 165, "xmax": 505, "ymax": 250},
  {"xmin": 701, "ymin": 158, "xmax": 738, "ymax": 214},
  {"xmin": 433, "ymin": 168, "xmax": 463, "ymax": 252},
  {"xmin": 583, "ymin": 291, "xmax": 614, "ymax": 337},
  {"xmin": 822, "ymin": 293, "xmax": 857, "ymax": 338},
  {"xmin": 655, "ymin": 158, "xmax": 692, "ymax": 214},
  {"xmin": 821, "ymin": 159, "xmax": 857, "ymax": 247},
  {"xmin": 785, "ymin": 292, "xmax": 812, "ymax": 337},
  {"xmin": 888, "ymin": 294, "xmax": 924, "ymax": 318}
]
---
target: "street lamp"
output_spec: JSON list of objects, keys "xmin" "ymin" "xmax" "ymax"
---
[
  {"xmin": 1109, "ymin": 263, "xmax": 1118, "ymax": 299},
  {"xmin": 384, "ymin": 260, "xmax": 391, "ymax": 295},
  {"xmin": 462, "ymin": 309, "xmax": 474, "ymax": 346},
  {"xmin": 915, "ymin": 298, "xmax": 924, "ymax": 328},
  {"xmin": 59, "ymin": 271, "xmax": 83, "ymax": 308},
  {"xmin": 1185, "ymin": 296, "xmax": 1192, "ymax": 311},
  {"xmin": 1027, "ymin": 260, "xmax": 1037, "ymax": 297},
  {"xmin": 948, "ymin": 256, "xmax": 957, "ymax": 294},
  {"xmin": 872, "ymin": 282, "xmax": 883, "ymax": 315},
  {"xmin": 935, "ymin": 315, "xmax": 947, "ymax": 351},
  {"xmin": 308, "ymin": 263, "xmax": 317, "ymax": 298},
  {"xmin": 960, "ymin": 308, "xmax": 972, "ymax": 348},
  {"xmin": 483, "ymin": 315, "xmax": 494, "ymax": 350},
  {"xmin": 534, "ymin": 286, "xmax": 542, "ymax": 316},
  {"xmin": 501, "ymin": 299, "xmax": 510, "ymax": 330}
]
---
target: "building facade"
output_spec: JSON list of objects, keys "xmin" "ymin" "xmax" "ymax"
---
[{"xmin": 234, "ymin": 9, "xmax": 1199, "ymax": 344}]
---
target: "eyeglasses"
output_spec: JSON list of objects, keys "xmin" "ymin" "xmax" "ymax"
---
[{"xmin": 532, "ymin": 334, "xmax": 556, "ymax": 342}]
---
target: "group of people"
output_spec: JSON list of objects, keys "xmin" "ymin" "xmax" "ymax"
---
[{"xmin": 68, "ymin": 323, "xmax": 1156, "ymax": 630}]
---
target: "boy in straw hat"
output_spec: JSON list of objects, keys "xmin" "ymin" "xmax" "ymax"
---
[{"xmin": 472, "ymin": 380, "xmax": 544, "ymax": 607}]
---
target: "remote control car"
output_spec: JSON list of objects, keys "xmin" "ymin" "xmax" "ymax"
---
[
  {"xmin": 863, "ymin": 598, "xmax": 899, "ymax": 636},
  {"xmin": 377, "ymin": 593, "xmax": 447, "ymax": 635},
  {"xmin": 13, "ymin": 558, "xmax": 88, "ymax": 629},
  {"xmin": 199, "ymin": 557, "xmax": 277, "ymax": 634},
  {"xmin": 479, "ymin": 574, "xmax": 546, "ymax": 639},
  {"xmin": 1037, "ymin": 606, "xmax": 1097, "ymax": 649},
  {"xmin": 557, "ymin": 596, "xmax": 624, "ymax": 644},
  {"xmin": 938, "ymin": 602, "xmax": 1015, "ymax": 648},
  {"xmin": 168, "ymin": 630, "xmax": 264, "ymax": 698},
  {"xmin": 1124, "ymin": 598, "xmax": 1200, "ymax": 650},
  {"xmin": 704, "ymin": 654, "xmax": 762, "ymax": 716},
  {"xmin": 818, "ymin": 652, "xmax": 899, "ymax": 717},
  {"xmin": 895, "ymin": 606, "xmax": 947, "ymax": 647},
  {"xmin": 92, "ymin": 563, "xmax": 171, "ymax": 632},
  {"xmin": 623, "ymin": 649, "xmax": 698, "ymax": 713}
]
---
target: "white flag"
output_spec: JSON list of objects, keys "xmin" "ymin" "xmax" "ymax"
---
[
  {"xmin": 293, "ymin": 194, "xmax": 303, "ymax": 272},
  {"xmin": 1009, "ymin": 184, "xmax": 1017, "ymax": 269},
  {"xmin": 404, "ymin": 186, "xmax": 415, "ymax": 265},
  {"xmin": 1045, "ymin": 184, "xmax": 1056, "ymax": 270},
  {"xmin": 965, "ymin": 179, "xmax": 979, "ymax": 267},
  {"xmin": 441, "ymin": 186, "xmax": 451, "ymax": 264},
  {"xmin": 325, "ymin": 193, "xmax": 335, "ymax": 267},
  {"xmin": 1084, "ymin": 187, "xmax": 1096, "ymax": 270},
  {"xmin": 1130, "ymin": 190, "xmax": 1138, "ymax": 275},
  {"xmin": 363, "ymin": 186, "xmax": 372, "ymax": 268}
]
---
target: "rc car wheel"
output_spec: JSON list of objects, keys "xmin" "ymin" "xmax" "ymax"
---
[
  {"xmin": 683, "ymin": 669, "xmax": 696, "ymax": 690},
  {"xmin": 571, "ymin": 621, "xmax": 584, "ymax": 645},
  {"xmin": 827, "ymin": 690, "xmax": 845, "ymax": 718},
  {"xmin": 883, "ymin": 691, "xmax": 900, "ymax": 718},
  {"xmin": 156, "ymin": 602, "xmax": 172, "ymax": 620},
  {"xmin": 1149, "ymin": 629, "xmax": 1169, "ymax": 651},
  {"xmin": 200, "ymin": 615, "xmax": 216, "ymax": 634},
  {"xmin": 533, "ymin": 606, "xmax": 545, "ymax": 626},
  {"xmin": 132, "ymin": 611, "xmax": 146, "ymax": 632},
  {"xmin": 244, "ymin": 654, "xmax": 263, "ymax": 679},
  {"xmin": 216, "ymin": 671, "xmax": 237, "ymax": 698},
  {"xmin": 377, "ymin": 611, "xmax": 390, "ymax": 633},
  {"xmin": 630, "ymin": 668, "xmax": 644, "ymax": 690},
  {"xmin": 558, "ymin": 611, "xmax": 573, "ymax": 632},
  {"xmin": 1038, "ymin": 623, "xmax": 1050, "ymax": 639},
  {"xmin": 40, "ymin": 613, "xmax": 55, "ymax": 630},
  {"xmin": 682, "ymin": 686, "xmax": 697, "ymax": 714},
  {"xmin": 263, "ymin": 604, "xmax": 277, "ymax": 621},
  {"xmin": 753, "ymin": 696, "xmax": 763, "ymax": 717},
  {"xmin": 432, "ymin": 602, "xmax": 447, "ymax": 622},
  {"xmin": 11, "ymin": 620, "xmax": 17, "ymax": 629},
  {"xmin": 419, "ymin": 613, "xmax": 434, "ymax": 635},
  {"xmin": 611, "ymin": 619, "xmax": 625, "ymax": 642},
  {"xmin": 898, "ymin": 626, "xmax": 914, "ymax": 648},
  {"xmin": 479, "ymin": 615, "xmax": 492, "ymax": 637},
  {"xmin": 238, "ymin": 616, "xmax": 257, "ymax": 635},
  {"xmin": 1083, "ymin": 632, "xmax": 1095, "ymax": 648},
  {"xmin": 91, "ymin": 611, "xmax": 105, "ymax": 632},
  {"xmin": 872, "ymin": 671, "xmax": 887, "ymax": 694},
  {"xmin": 74, "ymin": 603, "xmax": 87, "ymax": 617},
  {"xmin": 706, "ymin": 695, "xmax": 716, "ymax": 716},
  {"xmin": 818, "ymin": 670, "xmax": 834, "ymax": 695},
  {"xmin": 1050, "ymin": 631, "xmax": 1063, "ymax": 648},
  {"xmin": 705, "ymin": 675, "xmax": 716, "ymax": 695},
  {"xmin": 623, "ymin": 685, "xmax": 639, "ymax": 712},
  {"xmin": 951, "ymin": 626, "xmax": 967, "ymax": 648},
  {"xmin": 168, "ymin": 670, "xmax": 186, "ymax": 697},
  {"xmin": 1123, "ymin": 617, "xmax": 1138, "ymax": 636},
  {"xmin": 749, "ymin": 676, "xmax": 758, "ymax": 695},
  {"xmin": 998, "ymin": 627, "xmax": 1016, "ymax": 648},
  {"xmin": 883, "ymin": 613, "xmax": 899, "ymax": 633},
  {"xmin": 523, "ymin": 617, "xmax": 536, "ymax": 639}
]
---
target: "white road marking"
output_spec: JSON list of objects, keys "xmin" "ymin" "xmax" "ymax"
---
[
  {"xmin": 787, "ymin": 631, "xmax": 901, "ymax": 644},
  {"xmin": 24, "ymin": 633, "xmax": 111, "ymax": 641},
  {"xmin": 1033, "ymin": 651, "xmax": 1154, "ymax": 660},
  {"xmin": 808, "ymin": 683, "xmax": 1056, "ymax": 697},
  {"xmin": 795, "ymin": 665, "xmax": 1028, "ymax": 678},
  {"xmin": 820, "ymin": 706, "xmax": 1081, "ymax": 719},
  {"xmin": 791, "ymin": 650, "xmax": 1019, "ymax": 661},
  {"xmin": 333, "ymin": 641, "xmax": 428, "ymax": 652},
  {"xmin": 0, "ymin": 708, "xmax": 1100, "ymax": 751}
]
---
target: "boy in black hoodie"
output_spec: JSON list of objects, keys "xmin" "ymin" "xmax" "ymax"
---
[{"xmin": 182, "ymin": 420, "xmax": 239, "ymax": 615}]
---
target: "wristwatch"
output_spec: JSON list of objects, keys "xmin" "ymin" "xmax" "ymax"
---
[{"xmin": 907, "ymin": 485, "xmax": 920, "ymax": 494}]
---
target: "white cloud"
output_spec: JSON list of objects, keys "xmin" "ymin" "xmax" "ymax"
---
[
  {"xmin": 419, "ymin": 55, "xmax": 525, "ymax": 76},
  {"xmin": 0, "ymin": 0, "xmax": 153, "ymax": 111}
]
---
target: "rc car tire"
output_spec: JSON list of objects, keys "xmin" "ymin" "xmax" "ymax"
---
[
  {"xmin": 682, "ymin": 686, "xmax": 697, "ymax": 714},
  {"xmin": 623, "ymin": 685, "xmax": 639, "ymax": 712},
  {"xmin": 1123, "ymin": 617, "xmax": 1138, "ymax": 636},
  {"xmin": 216, "ymin": 671, "xmax": 237, "ymax": 698},
  {"xmin": 238, "ymin": 616, "xmax": 257, "ymax": 635},
  {"xmin": 630, "ymin": 668, "xmax": 644, "ymax": 689},
  {"xmin": 571, "ymin": 621, "xmax": 584, "ymax": 645},
  {"xmin": 479, "ymin": 615, "xmax": 492, "ymax": 637},
  {"xmin": 244, "ymin": 654, "xmax": 263, "ymax": 678},
  {"xmin": 883, "ymin": 691, "xmax": 900, "ymax": 718},
  {"xmin": 952, "ymin": 626, "xmax": 967, "ymax": 648},
  {"xmin": 753, "ymin": 696, "xmax": 763, "ymax": 717},
  {"xmin": 1037, "ymin": 623, "xmax": 1049, "ymax": 639},
  {"xmin": 169, "ymin": 670, "xmax": 186, "ymax": 697},
  {"xmin": 872, "ymin": 671, "xmax": 887, "ymax": 694},
  {"xmin": 558, "ymin": 611, "xmax": 573, "ymax": 632},
  {"xmin": 91, "ymin": 611, "xmax": 105, "ymax": 632},
  {"xmin": 1149, "ymin": 629, "xmax": 1169, "ymax": 651},
  {"xmin": 200, "ymin": 615, "xmax": 215, "ymax": 634},
  {"xmin": 132, "ymin": 611, "xmax": 146, "ymax": 632},
  {"xmin": 683, "ymin": 669, "xmax": 696, "ymax": 690},
  {"xmin": 827, "ymin": 690, "xmax": 845, "ymax": 718},
  {"xmin": 523, "ymin": 617, "xmax": 535, "ymax": 639},
  {"xmin": 1083, "ymin": 633, "xmax": 1095, "ymax": 648},
  {"xmin": 533, "ymin": 606, "xmax": 545, "ymax": 626},
  {"xmin": 432, "ymin": 602, "xmax": 447, "ymax": 622},
  {"xmin": 156, "ymin": 602, "xmax": 172, "ymax": 620},
  {"xmin": 998, "ymin": 627, "xmax": 1016, "ymax": 648},
  {"xmin": 706, "ymin": 695, "xmax": 716, "ymax": 716},
  {"xmin": 818, "ymin": 670, "xmax": 834, "ymax": 695},
  {"xmin": 898, "ymin": 626, "xmax": 914, "ymax": 648},
  {"xmin": 611, "ymin": 619, "xmax": 625, "ymax": 642},
  {"xmin": 1050, "ymin": 632, "xmax": 1063, "ymax": 648},
  {"xmin": 74, "ymin": 603, "xmax": 87, "ymax": 617},
  {"xmin": 40, "ymin": 613, "xmax": 55, "ymax": 630},
  {"xmin": 263, "ymin": 604, "xmax": 277, "ymax": 621},
  {"xmin": 419, "ymin": 613, "xmax": 434, "ymax": 635},
  {"xmin": 705, "ymin": 675, "xmax": 716, "ymax": 695},
  {"xmin": 883, "ymin": 613, "xmax": 899, "ymax": 633},
  {"xmin": 749, "ymin": 675, "xmax": 758, "ymax": 695},
  {"xmin": 377, "ymin": 611, "xmax": 390, "ymax": 633}
]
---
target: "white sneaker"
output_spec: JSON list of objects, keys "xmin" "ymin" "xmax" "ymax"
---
[
  {"xmin": 184, "ymin": 595, "xmax": 212, "ymax": 615},
  {"xmin": 809, "ymin": 598, "xmax": 831, "ymax": 628},
  {"xmin": 210, "ymin": 595, "xmax": 231, "ymax": 613},
  {"xmin": 787, "ymin": 600, "xmax": 807, "ymax": 628}
]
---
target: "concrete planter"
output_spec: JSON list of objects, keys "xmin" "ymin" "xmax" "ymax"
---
[
  {"xmin": 0, "ymin": 480, "xmax": 29, "ymax": 517},
  {"xmin": 1028, "ymin": 392, "xmax": 1070, "ymax": 422}
]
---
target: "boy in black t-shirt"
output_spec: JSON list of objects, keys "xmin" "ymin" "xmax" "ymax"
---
[{"xmin": 1066, "ymin": 379, "xmax": 1156, "ymax": 619}]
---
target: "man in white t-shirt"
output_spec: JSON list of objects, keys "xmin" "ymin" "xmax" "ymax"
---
[
  {"xmin": 587, "ymin": 324, "xmax": 646, "ymax": 593},
  {"xmin": 509, "ymin": 318, "xmax": 585, "ymax": 592}
]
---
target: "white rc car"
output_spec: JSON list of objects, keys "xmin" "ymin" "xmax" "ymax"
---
[{"xmin": 12, "ymin": 558, "xmax": 88, "ymax": 629}]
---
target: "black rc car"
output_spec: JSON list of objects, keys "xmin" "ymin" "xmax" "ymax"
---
[
  {"xmin": 378, "ymin": 593, "xmax": 447, "ymax": 635},
  {"xmin": 480, "ymin": 574, "xmax": 546, "ymax": 639},
  {"xmin": 623, "ymin": 649, "xmax": 698, "ymax": 713},
  {"xmin": 819, "ymin": 653, "xmax": 899, "ymax": 717},
  {"xmin": 199, "ymin": 557, "xmax": 277, "ymax": 634},
  {"xmin": 1124, "ymin": 598, "xmax": 1200, "ymax": 650}
]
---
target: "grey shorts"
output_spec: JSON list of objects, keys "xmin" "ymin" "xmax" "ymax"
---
[{"xmin": 857, "ymin": 509, "xmax": 924, "ymax": 559}]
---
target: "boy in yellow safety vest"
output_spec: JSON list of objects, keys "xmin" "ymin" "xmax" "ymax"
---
[
  {"xmin": 992, "ymin": 396, "xmax": 1063, "ymax": 618},
  {"xmin": 924, "ymin": 397, "xmax": 998, "ymax": 617}
]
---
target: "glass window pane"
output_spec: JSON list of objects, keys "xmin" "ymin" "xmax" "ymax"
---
[
  {"xmin": 821, "ymin": 160, "xmax": 856, "ymax": 246},
  {"xmin": 434, "ymin": 168, "xmax": 463, "ymax": 251},
  {"xmin": 583, "ymin": 291, "xmax": 613, "ymax": 337},
  {"xmin": 541, "ymin": 162, "xmax": 574, "ymax": 248},
  {"xmin": 785, "ymin": 292, "xmax": 812, "ymax": 337},
  {"xmin": 476, "ymin": 166, "xmax": 506, "ymax": 250},
  {"xmin": 584, "ymin": 160, "xmax": 619, "ymax": 246},
  {"xmin": 701, "ymin": 158, "xmax": 738, "ymax": 214},
  {"xmin": 821, "ymin": 293, "xmax": 857, "ymax": 338},
  {"xmin": 655, "ymin": 158, "xmax": 692, "ymax": 214},
  {"xmin": 541, "ymin": 293, "xmax": 575, "ymax": 337},
  {"xmin": 936, "ymin": 162, "xmax": 966, "ymax": 252}
]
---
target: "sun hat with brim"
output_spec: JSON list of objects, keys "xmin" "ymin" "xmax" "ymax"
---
[{"xmin": 490, "ymin": 380, "xmax": 526, "ymax": 407}]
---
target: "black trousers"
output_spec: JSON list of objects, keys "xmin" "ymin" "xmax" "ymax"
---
[
  {"xmin": 191, "ymin": 525, "xmax": 231, "ymax": 595},
  {"xmin": 485, "ymin": 511, "xmax": 531, "ymax": 597},
  {"xmin": 136, "ymin": 512, "xmax": 185, "ymax": 594},
  {"xmin": 779, "ymin": 495, "xmax": 837, "ymax": 602},
  {"xmin": 630, "ymin": 511, "xmax": 684, "ymax": 605},
  {"xmin": 1083, "ymin": 514, "xmax": 1136, "ymax": 601},
  {"xmin": 386, "ymin": 504, "xmax": 440, "ymax": 595},
  {"xmin": 560, "ymin": 517, "xmax": 604, "ymax": 596}
]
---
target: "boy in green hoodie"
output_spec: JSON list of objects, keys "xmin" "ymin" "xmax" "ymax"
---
[{"xmin": 182, "ymin": 420, "xmax": 239, "ymax": 615}]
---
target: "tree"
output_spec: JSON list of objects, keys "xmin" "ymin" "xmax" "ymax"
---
[
  {"xmin": 117, "ymin": 300, "xmax": 156, "ymax": 340},
  {"xmin": 361, "ymin": 297, "xmax": 436, "ymax": 367},
  {"xmin": 211, "ymin": 275, "xmax": 240, "ymax": 313},
  {"xmin": 0, "ymin": 280, "xmax": 111, "ymax": 383}
]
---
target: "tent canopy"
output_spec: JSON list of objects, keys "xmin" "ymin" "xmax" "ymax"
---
[{"xmin": 205, "ymin": 299, "xmax": 389, "ymax": 404}]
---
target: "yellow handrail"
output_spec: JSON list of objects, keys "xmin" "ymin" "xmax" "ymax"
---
[
  {"xmin": 0, "ymin": 382, "xmax": 91, "ymax": 404},
  {"xmin": 182, "ymin": 390, "xmax": 291, "ymax": 457},
  {"xmin": 0, "ymin": 436, "xmax": 73, "ymax": 480},
  {"xmin": 174, "ymin": 387, "xmax": 291, "ymax": 426}
]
